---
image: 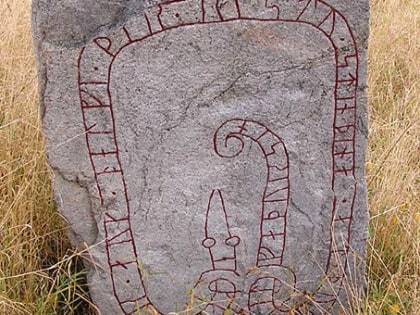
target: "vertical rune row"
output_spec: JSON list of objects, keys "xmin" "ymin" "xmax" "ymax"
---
[
  {"xmin": 256, "ymin": 130, "xmax": 289, "ymax": 269},
  {"xmin": 293, "ymin": 1, "xmax": 359, "ymax": 304},
  {"xmin": 78, "ymin": 45, "xmax": 152, "ymax": 313},
  {"xmin": 77, "ymin": 0, "xmax": 358, "ymax": 313}
]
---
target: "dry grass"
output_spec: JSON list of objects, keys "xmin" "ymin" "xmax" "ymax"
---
[
  {"xmin": 0, "ymin": 0, "xmax": 418, "ymax": 314},
  {"xmin": 0, "ymin": 0, "xmax": 91, "ymax": 314},
  {"xmin": 363, "ymin": 0, "xmax": 420, "ymax": 314}
]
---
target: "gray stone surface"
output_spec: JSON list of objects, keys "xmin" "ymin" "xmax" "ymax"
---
[{"xmin": 33, "ymin": 0, "xmax": 369, "ymax": 314}]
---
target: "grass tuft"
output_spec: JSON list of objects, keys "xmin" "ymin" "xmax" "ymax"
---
[{"xmin": 364, "ymin": 0, "xmax": 419, "ymax": 314}]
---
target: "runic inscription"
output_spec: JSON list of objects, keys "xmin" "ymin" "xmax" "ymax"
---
[
  {"xmin": 76, "ymin": 0, "xmax": 365, "ymax": 314},
  {"xmin": 194, "ymin": 119, "xmax": 295, "ymax": 314}
]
